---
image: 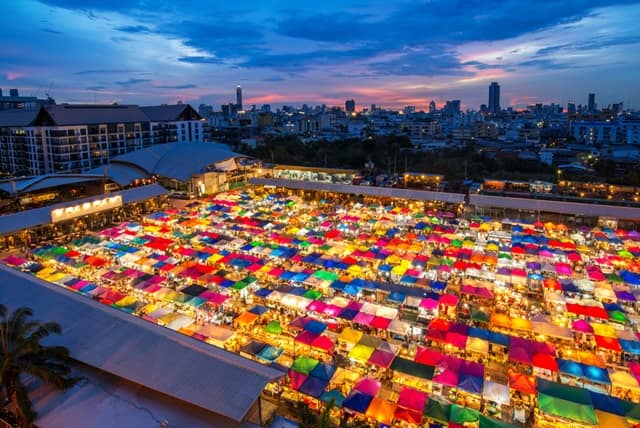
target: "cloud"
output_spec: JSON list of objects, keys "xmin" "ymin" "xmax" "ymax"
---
[
  {"xmin": 263, "ymin": 76, "xmax": 285, "ymax": 82},
  {"xmin": 153, "ymin": 83, "xmax": 197, "ymax": 89},
  {"xmin": 114, "ymin": 78, "xmax": 151, "ymax": 86},
  {"xmin": 85, "ymin": 85, "xmax": 106, "ymax": 90},
  {"xmin": 74, "ymin": 69, "xmax": 148, "ymax": 75},
  {"xmin": 115, "ymin": 25, "xmax": 152, "ymax": 34},
  {"xmin": 177, "ymin": 56, "xmax": 224, "ymax": 64},
  {"xmin": 41, "ymin": 28, "xmax": 62, "ymax": 34}
]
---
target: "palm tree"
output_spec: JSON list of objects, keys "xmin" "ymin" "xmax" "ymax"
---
[{"xmin": 0, "ymin": 305, "xmax": 78, "ymax": 427}]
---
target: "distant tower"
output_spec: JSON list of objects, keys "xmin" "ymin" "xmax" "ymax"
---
[
  {"xmin": 567, "ymin": 102, "xmax": 576, "ymax": 114},
  {"xmin": 488, "ymin": 82, "xmax": 500, "ymax": 114},
  {"xmin": 428, "ymin": 100, "xmax": 436, "ymax": 114},
  {"xmin": 345, "ymin": 99, "xmax": 355, "ymax": 114},
  {"xmin": 588, "ymin": 93, "xmax": 595, "ymax": 112},
  {"xmin": 236, "ymin": 85, "xmax": 243, "ymax": 111}
]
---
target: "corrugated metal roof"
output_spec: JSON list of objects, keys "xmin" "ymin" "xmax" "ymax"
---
[
  {"xmin": 249, "ymin": 178, "xmax": 466, "ymax": 203},
  {"xmin": 0, "ymin": 266, "xmax": 282, "ymax": 422},
  {"xmin": 45, "ymin": 104, "xmax": 150, "ymax": 126},
  {"xmin": 0, "ymin": 108, "xmax": 39, "ymax": 126},
  {"xmin": 0, "ymin": 183, "xmax": 168, "ymax": 235},
  {"xmin": 141, "ymin": 104, "xmax": 193, "ymax": 122},
  {"xmin": 470, "ymin": 194, "xmax": 640, "ymax": 220}
]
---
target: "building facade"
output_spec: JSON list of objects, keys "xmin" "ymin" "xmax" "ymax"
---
[{"xmin": 0, "ymin": 104, "xmax": 203, "ymax": 175}]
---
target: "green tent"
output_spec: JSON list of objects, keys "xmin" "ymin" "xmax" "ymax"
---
[
  {"xmin": 450, "ymin": 239, "xmax": 463, "ymax": 248},
  {"xmin": 606, "ymin": 273, "xmax": 623, "ymax": 283},
  {"xmin": 423, "ymin": 398, "xmax": 451, "ymax": 424},
  {"xmin": 479, "ymin": 414, "xmax": 519, "ymax": 428},
  {"xmin": 537, "ymin": 379, "xmax": 597, "ymax": 425},
  {"xmin": 265, "ymin": 320, "xmax": 282, "ymax": 335},
  {"xmin": 450, "ymin": 404, "xmax": 479, "ymax": 424},
  {"xmin": 291, "ymin": 356, "xmax": 319, "ymax": 375},
  {"xmin": 303, "ymin": 289, "xmax": 322, "ymax": 300},
  {"xmin": 498, "ymin": 253, "xmax": 512, "ymax": 260},
  {"xmin": 609, "ymin": 310, "xmax": 629, "ymax": 324},
  {"xmin": 626, "ymin": 403, "xmax": 640, "ymax": 422},
  {"xmin": 390, "ymin": 357, "xmax": 435, "ymax": 380},
  {"xmin": 231, "ymin": 281, "xmax": 248, "ymax": 291},
  {"xmin": 313, "ymin": 270, "xmax": 339, "ymax": 281},
  {"xmin": 471, "ymin": 309, "xmax": 490, "ymax": 323}
]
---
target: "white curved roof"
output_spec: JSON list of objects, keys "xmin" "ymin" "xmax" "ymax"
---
[{"xmin": 111, "ymin": 142, "xmax": 244, "ymax": 182}]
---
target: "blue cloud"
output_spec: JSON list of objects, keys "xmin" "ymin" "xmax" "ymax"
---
[
  {"xmin": 178, "ymin": 56, "xmax": 224, "ymax": 64},
  {"xmin": 114, "ymin": 78, "xmax": 151, "ymax": 86},
  {"xmin": 115, "ymin": 25, "xmax": 152, "ymax": 34},
  {"xmin": 153, "ymin": 83, "xmax": 197, "ymax": 89}
]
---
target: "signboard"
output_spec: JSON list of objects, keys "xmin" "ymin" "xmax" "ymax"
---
[{"xmin": 51, "ymin": 195, "xmax": 122, "ymax": 223}]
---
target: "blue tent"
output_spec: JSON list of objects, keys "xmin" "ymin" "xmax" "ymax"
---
[
  {"xmin": 343, "ymin": 392, "xmax": 373, "ymax": 414},
  {"xmin": 488, "ymin": 331, "xmax": 510, "ymax": 346},
  {"xmin": 589, "ymin": 391, "xmax": 634, "ymax": 416},
  {"xmin": 320, "ymin": 389, "xmax": 345, "ymax": 408},
  {"xmin": 558, "ymin": 359, "xmax": 584, "ymax": 378},
  {"xmin": 388, "ymin": 291, "xmax": 406, "ymax": 303},
  {"xmin": 337, "ymin": 308, "xmax": 358, "ymax": 320},
  {"xmin": 299, "ymin": 376, "xmax": 329, "ymax": 398},
  {"xmin": 304, "ymin": 320, "xmax": 327, "ymax": 335},
  {"xmin": 257, "ymin": 345, "xmax": 283, "ymax": 362},
  {"xmin": 249, "ymin": 305, "xmax": 270, "ymax": 316},
  {"xmin": 310, "ymin": 363, "xmax": 336, "ymax": 381},
  {"xmin": 621, "ymin": 271, "xmax": 640, "ymax": 286},
  {"xmin": 620, "ymin": 339, "xmax": 640, "ymax": 355},
  {"xmin": 458, "ymin": 374, "xmax": 484, "ymax": 395},
  {"xmin": 255, "ymin": 288, "xmax": 273, "ymax": 298},
  {"xmin": 270, "ymin": 415, "xmax": 299, "ymax": 428},
  {"xmin": 468, "ymin": 327, "xmax": 490, "ymax": 340},
  {"xmin": 344, "ymin": 284, "xmax": 362, "ymax": 296}
]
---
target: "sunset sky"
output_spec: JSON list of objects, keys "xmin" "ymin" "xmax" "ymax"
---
[{"xmin": 2, "ymin": 0, "xmax": 639, "ymax": 110}]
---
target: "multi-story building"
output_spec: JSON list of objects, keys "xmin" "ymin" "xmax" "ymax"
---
[
  {"xmin": 571, "ymin": 120, "xmax": 620, "ymax": 145},
  {"xmin": 0, "ymin": 103, "xmax": 202, "ymax": 175},
  {"xmin": 488, "ymin": 82, "xmax": 500, "ymax": 114},
  {"xmin": 621, "ymin": 117, "xmax": 640, "ymax": 145}
]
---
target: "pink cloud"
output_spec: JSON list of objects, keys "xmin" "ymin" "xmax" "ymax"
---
[{"xmin": 7, "ymin": 72, "xmax": 26, "ymax": 80}]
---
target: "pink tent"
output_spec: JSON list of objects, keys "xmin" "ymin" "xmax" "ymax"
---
[
  {"xmin": 368, "ymin": 350, "xmax": 395, "ymax": 368},
  {"xmin": 354, "ymin": 312, "xmax": 375, "ymax": 326},
  {"xmin": 440, "ymin": 294, "xmax": 459, "ymax": 307},
  {"xmin": 2, "ymin": 255, "xmax": 26, "ymax": 266},
  {"xmin": 432, "ymin": 367, "xmax": 459, "ymax": 387},
  {"xmin": 354, "ymin": 377, "xmax": 381, "ymax": 396},
  {"xmin": 307, "ymin": 300, "xmax": 327, "ymax": 312},
  {"xmin": 420, "ymin": 297, "xmax": 439, "ymax": 310},
  {"xmin": 295, "ymin": 331, "xmax": 319, "ymax": 345},
  {"xmin": 397, "ymin": 387, "xmax": 427, "ymax": 412},
  {"xmin": 572, "ymin": 319, "xmax": 594, "ymax": 333},
  {"xmin": 555, "ymin": 263, "xmax": 573, "ymax": 276},
  {"xmin": 323, "ymin": 304, "xmax": 342, "ymax": 317},
  {"xmin": 371, "ymin": 316, "xmax": 391, "ymax": 330},
  {"xmin": 289, "ymin": 370, "xmax": 308, "ymax": 390}
]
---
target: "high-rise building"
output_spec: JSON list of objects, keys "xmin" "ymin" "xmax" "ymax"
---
[
  {"xmin": 567, "ymin": 102, "xmax": 576, "ymax": 114},
  {"xmin": 488, "ymin": 82, "xmax": 500, "ymax": 114},
  {"xmin": 588, "ymin": 93, "xmax": 596, "ymax": 112},
  {"xmin": 444, "ymin": 100, "xmax": 460, "ymax": 116},
  {"xmin": 428, "ymin": 100, "xmax": 436, "ymax": 114},
  {"xmin": 345, "ymin": 99, "xmax": 355, "ymax": 114},
  {"xmin": 236, "ymin": 85, "xmax": 243, "ymax": 111}
]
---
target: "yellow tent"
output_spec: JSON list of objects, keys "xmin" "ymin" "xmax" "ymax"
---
[
  {"xmin": 338, "ymin": 327, "xmax": 363, "ymax": 344},
  {"xmin": 595, "ymin": 410, "xmax": 628, "ymax": 428},
  {"xmin": 592, "ymin": 323, "xmax": 617, "ymax": 338},
  {"xmin": 349, "ymin": 344, "xmax": 375, "ymax": 362}
]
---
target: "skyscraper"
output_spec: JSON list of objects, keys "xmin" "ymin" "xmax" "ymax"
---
[
  {"xmin": 236, "ymin": 85, "xmax": 243, "ymax": 111},
  {"xmin": 345, "ymin": 99, "xmax": 355, "ymax": 114},
  {"xmin": 428, "ymin": 100, "xmax": 436, "ymax": 114},
  {"xmin": 588, "ymin": 93, "xmax": 595, "ymax": 112},
  {"xmin": 488, "ymin": 82, "xmax": 500, "ymax": 114}
]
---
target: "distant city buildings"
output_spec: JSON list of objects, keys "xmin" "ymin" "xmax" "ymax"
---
[
  {"xmin": 345, "ymin": 99, "xmax": 355, "ymax": 114},
  {"xmin": 0, "ymin": 87, "xmax": 55, "ymax": 111}
]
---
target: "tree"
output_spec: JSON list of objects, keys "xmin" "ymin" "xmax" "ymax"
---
[{"xmin": 0, "ymin": 305, "xmax": 78, "ymax": 427}]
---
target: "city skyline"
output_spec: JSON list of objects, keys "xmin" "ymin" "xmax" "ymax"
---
[{"xmin": 1, "ymin": 1, "xmax": 640, "ymax": 110}]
